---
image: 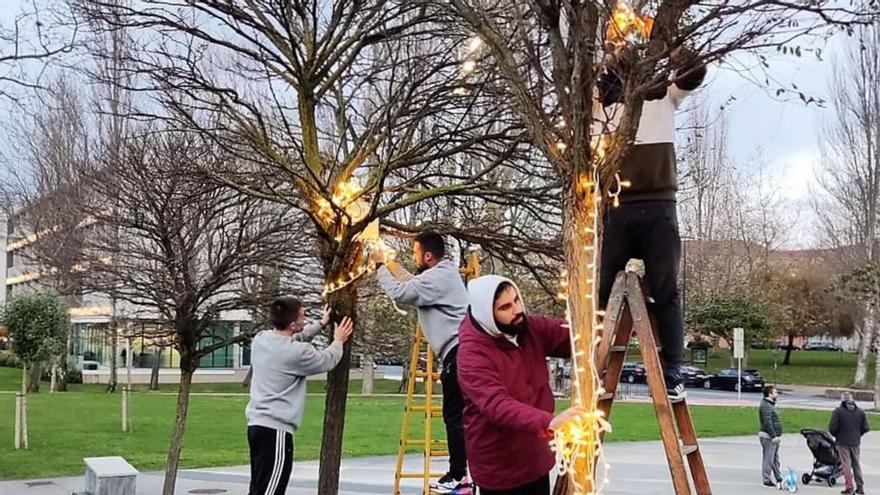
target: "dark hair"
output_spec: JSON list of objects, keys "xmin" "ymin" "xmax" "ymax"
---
[
  {"xmin": 269, "ymin": 296, "xmax": 302, "ymax": 330},
  {"xmin": 762, "ymin": 385, "xmax": 777, "ymax": 398},
  {"xmin": 415, "ymin": 231, "xmax": 445, "ymax": 259},
  {"xmin": 494, "ymin": 281, "xmax": 515, "ymax": 302}
]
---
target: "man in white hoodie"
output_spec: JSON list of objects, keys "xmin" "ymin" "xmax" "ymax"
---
[{"xmin": 371, "ymin": 231, "xmax": 471, "ymax": 493}]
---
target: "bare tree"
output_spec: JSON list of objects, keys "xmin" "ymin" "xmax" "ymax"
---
[
  {"xmin": 70, "ymin": 3, "xmax": 544, "ymax": 492},
  {"xmin": 77, "ymin": 129, "xmax": 309, "ymax": 495},
  {"xmin": 1, "ymin": 76, "xmax": 95, "ymax": 392},
  {"xmin": 356, "ymin": 290, "xmax": 416, "ymax": 395},
  {"xmin": 440, "ymin": 0, "xmax": 874, "ymax": 491},
  {"xmin": 816, "ymin": 23, "xmax": 880, "ymax": 390},
  {"xmin": 0, "ymin": 1, "xmax": 77, "ymax": 102}
]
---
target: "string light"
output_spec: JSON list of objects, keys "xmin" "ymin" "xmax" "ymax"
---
[
  {"xmin": 606, "ymin": 0, "xmax": 653, "ymax": 46},
  {"xmin": 461, "ymin": 59, "xmax": 477, "ymax": 76},
  {"xmin": 466, "ymin": 35, "xmax": 483, "ymax": 53},
  {"xmin": 551, "ymin": 129, "xmax": 613, "ymax": 495},
  {"xmin": 455, "ymin": 34, "xmax": 483, "ymax": 94}
]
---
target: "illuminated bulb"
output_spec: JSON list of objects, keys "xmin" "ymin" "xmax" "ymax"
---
[
  {"xmin": 556, "ymin": 141, "xmax": 568, "ymax": 151},
  {"xmin": 453, "ymin": 87, "xmax": 469, "ymax": 96},
  {"xmin": 620, "ymin": 180, "xmax": 632, "ymax": 188},
  {"xmin": 467, "ymin": 36, "xmax": 483, "ymax": 52},
  {"xmin": 461, "ymin": 60, "xmax": 477, "ymax": 75}
]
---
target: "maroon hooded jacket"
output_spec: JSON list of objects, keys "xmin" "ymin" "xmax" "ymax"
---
[{"xmin": 457, "ymin": 275, "xmax": 571, "ymax": 490}]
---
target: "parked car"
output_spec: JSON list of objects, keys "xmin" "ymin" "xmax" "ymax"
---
[
  {"xmin": 775, "ymin": 343, "xmax": 801, "ymax": 351},
  {"xmin": 803, "ymin": 342, "xmax": 843, "ymax": 351},
  {"xmin": 681, "ymin": 365, "xmax": 710, "ymax": 387},
  {"xmin": 704, "ymin": 368, "xmax": 765, "ymax": 392},
  {"xmin": 620, "ymin": 362, "xmax": 647, "ymax": 384}
]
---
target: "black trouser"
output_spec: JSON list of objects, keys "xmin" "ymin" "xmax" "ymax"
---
[
  {"xmin": 598, "ymin": 201, "xmax": 684, "ymax": 368},
  {"xmin": 479, "ymin": 474, "xmax": 550, "ymax": 495},
  {"xmin": 248, "ymin": 425, "xmax": 293, "ymax": 495},
  {"xmin": 441, "ymin": 345, "xmax": 468, "ymax": 479}
]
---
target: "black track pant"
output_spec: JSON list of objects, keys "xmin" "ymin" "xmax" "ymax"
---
[
  {"xmin": 248, "ymin": 425, "xmax": 293, "ymax": 495},
  {"xmin": 598, "ymin": 201, "xmax": 685, "ymax": 368}
]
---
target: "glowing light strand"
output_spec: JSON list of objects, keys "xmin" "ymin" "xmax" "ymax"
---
[{"xmin": 551, "ymin": 136, "xmax": 615, "ymax": 495}]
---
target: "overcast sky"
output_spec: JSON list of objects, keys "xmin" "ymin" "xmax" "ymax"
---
[{"xmin": 0, "ymin": 1, "xmax": 849, "ymax": 249}]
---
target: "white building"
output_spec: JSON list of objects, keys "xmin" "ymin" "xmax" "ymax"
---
[{"xmin": 4, "ymin": 212, "xmax": 254, "ymax": 384}]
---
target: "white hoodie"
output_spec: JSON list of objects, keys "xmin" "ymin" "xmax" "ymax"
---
[{"xmin": 467, "ymin": 275, "xmax": 527, "ymax": 346}]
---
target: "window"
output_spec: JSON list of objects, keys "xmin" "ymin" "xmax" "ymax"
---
[
  {"xmin": 5, "ymin": 251, "xmax": 13, "ymax": 269},
  {"xmin": 198, "ymin": 323, "xmax": 234, "ymax": 368}
]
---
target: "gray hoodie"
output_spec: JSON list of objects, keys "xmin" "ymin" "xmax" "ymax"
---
[
  {"xmin": 245, "ymin": 322, "xmax": 342, "ymax": 433},
  {"xmin": 378, "ymin": 259, "xmax": 468, "ymax": 362}
]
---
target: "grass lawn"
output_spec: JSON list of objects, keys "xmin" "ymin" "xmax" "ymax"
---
[
  {"xmin": 0, "ymin": 367, "xmax": 403, "ymax": 395},
  {"xmin": 2, "ymin": 374, "xmax": 878, "ymax": 480},
  {"xmin": 700, "ymin": 348, "xmax": 877, "ymax": 388}
]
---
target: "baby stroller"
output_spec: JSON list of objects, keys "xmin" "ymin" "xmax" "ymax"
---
[{"xmin": 799, "ymin": 429, "xmax": 842, "ymax": 487}]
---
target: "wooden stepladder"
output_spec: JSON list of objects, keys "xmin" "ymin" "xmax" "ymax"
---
[
  {"xmin": 392, "ymin": 252, "xmax": 481, "ymax": 495},
  {"xmin": 595, "ymin": 271, "xmax": 712, "ymax": 495}
]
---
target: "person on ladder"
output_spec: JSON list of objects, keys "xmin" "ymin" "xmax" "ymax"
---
[
  {"xmin": 371, "ymin": 231, "xmax": 471, "ymax": 493},
  {"xmin": 595, "ymin": 45, "xmax": 707, "ymax": 400}
]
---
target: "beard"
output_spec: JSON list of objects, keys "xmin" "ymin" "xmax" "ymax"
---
[
  {"xmin": 497, "ymin": 313, "xmax": 528, "ymax": 337},
  {"xmin": 416, "ymin": 263, "xmax": 430, "ymax": 274}
]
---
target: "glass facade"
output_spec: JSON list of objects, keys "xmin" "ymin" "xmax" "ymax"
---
[{"xmin": 71, "ymin": 320, "xmax": 244, "ymax": 369}]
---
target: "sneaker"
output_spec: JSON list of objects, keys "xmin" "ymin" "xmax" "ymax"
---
[
  {"xmin": 665, "ymin": 367, "xmax": 687, "ymax": 400},
  {"xmin": 432, "ymin": 474, "xmax": 469, "ymax": 494},
  {"xmin": 764, "ymin": 481, "xmax": 777, "ymax": 488},
  {"xmin": 841, "ymin": 489, "xmax": 855, "ymax": 495},
  {"xmin": 856, "ymin": 489, "xmax": 865, "ymax": 495}
]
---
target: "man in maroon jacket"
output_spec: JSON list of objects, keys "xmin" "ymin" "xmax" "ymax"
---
[{"xmin": 457, "ymin": 275, "xmax": 584, "ymax": 495}]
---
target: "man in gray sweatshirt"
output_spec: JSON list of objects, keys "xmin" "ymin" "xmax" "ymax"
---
[
  {"xmin": 245, "ymin": 297, "xmax": 353, "ymax": 495},
  {"xmin": 371, "ymin": 231, "xmax": 470, "ymax": 493}
]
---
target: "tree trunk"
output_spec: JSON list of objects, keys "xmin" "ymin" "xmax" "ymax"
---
[
  {"xmin": 162, "ymin": 366, "xmax": 194, "ymax": 495},
  {"xmin": 150, "ymin": 347, "xmax": 162, "ymax": 391},
  {"xmin": 27, "ymin": 362, "xmax": 42, "ymax": 393},
  {"xmin": 317, "ymin": 285, "xmax": 357, "ymax": 495},
  {"xmin": 874, "ymin": 342, "xmax": 880, "ymax": 411},
  {"xmin": 561, "ymin": 178, "xmax": 599, "ymax": 494},
  {"xmin": 57, "ymin": 331, "xmax": 70, "ymax": 392},
  {"xmin": 854, "ymin": 303, "xmax": 876, "ymax": 388},
  {"xmin": 242, "ymin": 366, "xmax": 253, "ymax": 389},
  {"xmin": 50, "ymin": 363, "xmax": 57, "ymax": 393},
  {"xmin": 398, "ymin": 359, "xmax": 410, "ymax": 394},
  {"xmin": 362, "ymin": 354, "xmax": 375, "ymax": 395},
  {"xmin": 107, "ymin": 326, "xmax": 118, "ymax": 393},
  {"xmin": 782, "ymin": 332, "xmax": 795, "ymax": 365}
]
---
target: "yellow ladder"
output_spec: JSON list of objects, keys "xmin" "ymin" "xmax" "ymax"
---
[{"xmin": 392, "ymin": 251, "xmax": 481, "ymax": 495}]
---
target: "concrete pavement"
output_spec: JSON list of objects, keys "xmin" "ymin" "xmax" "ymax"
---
[{"xmin": 2, "ymin": 432, "xmax": 877, "ymax": 494}]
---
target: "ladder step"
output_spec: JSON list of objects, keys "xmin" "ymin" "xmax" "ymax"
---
[
  {"xmin": 611, "ymin": 345, "xmax": 627, "ymax": 352},
  {"xmin": 414, "ymin": 372, "xmax": 441, "ymax": 379},
  {"xmin": 599, "ymin": 392, "xmax": 614, "ymax": 401},
  {"xmin": 682, "ymin": 444, "xmax": 699, "ymax": 455},
  {"xmin": 404, "ymin": 440, "xmax": 447, "ymax": 447},
  {"xmin": 430, "ymin": 451, "xmax": 450, "ymax": 456},
  {"xmin": 397, "ymin": 472, "xmax": 448, "ymax": 479},
  {"xmin": 410, "ymin": 405, "xmax": 443, "ymax": 413}
]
